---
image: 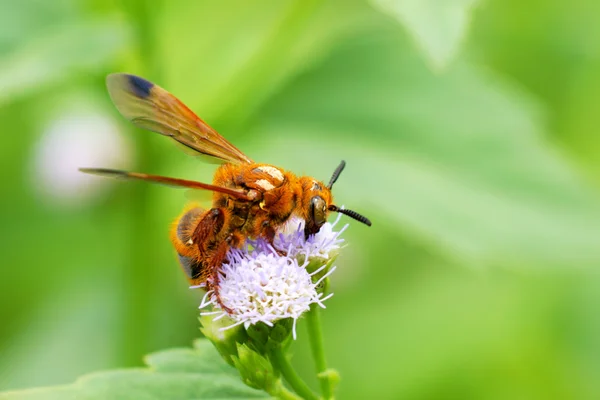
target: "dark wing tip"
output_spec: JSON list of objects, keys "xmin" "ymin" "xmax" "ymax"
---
[
  {"xmin": 127, "ymin": 75, "xmax": 154, "ymax": 98},
  {"xmin": 79, "ymin": 167, "xmax": 129, "ymax": 179},
  {"xmin": 106, "ymin": 73, "xmax": 154, "ymax": 99}
]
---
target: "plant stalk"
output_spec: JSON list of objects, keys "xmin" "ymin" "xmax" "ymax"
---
[
  {"xmin": 270, "ymin": 346, "xmax": 319, "ymax": 400},
  {"xmin": 271, "ymin": 382, "xmax": 303, "ymax": 400},
  {"xmin": 120, "ymin": 0, "xmax": 164, "ymax": 365},
  {"xmin": 306, "ymin": 304, "xmax": 333, "ymax": 399}
]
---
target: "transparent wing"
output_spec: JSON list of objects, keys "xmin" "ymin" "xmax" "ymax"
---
[{"xmin": 106, "ymin": 73, "xmax": 253, "ymax": 164}]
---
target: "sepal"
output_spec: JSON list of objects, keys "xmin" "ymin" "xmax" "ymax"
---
[
  {"xmin": 199, "ymin": 315, "xmax": 247, "ymax": 367},
  {"xmin": 232, "ymin": 344, "xmax": 280, "ymax": 393}
]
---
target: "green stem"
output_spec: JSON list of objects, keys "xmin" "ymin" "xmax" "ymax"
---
[
  {"xmin": 119, "ymin": 0, "xmax": 163, "ymax": 365},
  {"xmin": 306, "ymin": 304, "xmax": 333, "ymax": 399},
  {"xmin": 270, "ymin": 346, "xmax": 319, "ymax": 400},
  {"xmin": 271, "ymin": 382, "xmax": 303, "ymax": 400}
]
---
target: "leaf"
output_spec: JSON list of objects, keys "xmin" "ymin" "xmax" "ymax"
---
[
  {"xmin": 155, "ymin": 0, "xmax": 370, "ymax": 126},
  {"xmin": 252, "ymin": 31, "xmax": 600, "ymax": 268},
  {"xmin": 328, "ymin": 268, "xmax": 588, "ymax": 399},
  {"xmin": 0, "ymin": 340, "xmax": 271, "ymax": 400},
  {"xmin": 371, "ymin": 0, "xmax": 481, "ymax": 69},
  {"xmin": 0, "ymin": 17, "xmax": 129, "ymax": 107}
]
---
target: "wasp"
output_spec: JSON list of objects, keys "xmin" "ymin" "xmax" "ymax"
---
[{"xmin": 81, "ymin": 74, "xmax": 371, "ymax": 307}]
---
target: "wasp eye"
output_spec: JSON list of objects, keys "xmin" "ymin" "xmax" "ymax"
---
[
  {"xmin": 305, "ymin": 195, "xmax": 328, "ymax": 238},
  {"xmin": 310, "ymin": 196, "xmax": 327, "ymax": 228}
]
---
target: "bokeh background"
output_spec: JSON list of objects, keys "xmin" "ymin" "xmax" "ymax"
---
[{"xmin": 2, "ymin": 0, "xmax": 600, "ymax": 399}]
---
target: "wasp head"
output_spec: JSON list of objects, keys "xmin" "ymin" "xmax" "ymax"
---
[{"xmin": 300, "ymin": 161, "xmax": 371, "ymax": 238}]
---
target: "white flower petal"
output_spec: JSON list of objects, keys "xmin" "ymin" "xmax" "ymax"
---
[
  {"xmin": 199, "ymin": 214, "xmax": 348, "ymax": 339},
  {"xmin": 273, "ymin": 213, "xmax": 348, "ymax": 260}
]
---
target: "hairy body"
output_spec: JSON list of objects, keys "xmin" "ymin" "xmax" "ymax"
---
[{"xmin": 171, "ymin": 162, "xmax": 333, "ymax": 287}]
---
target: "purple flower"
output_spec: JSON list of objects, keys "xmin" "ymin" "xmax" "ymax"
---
[{"xmin": 198, "ymin": 214, "xmax": 347, "ymax": 339}]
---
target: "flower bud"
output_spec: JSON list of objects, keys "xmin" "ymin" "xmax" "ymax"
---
[
  {"xmin": 269, "ymin": 318, "xmax": 293, "ymax": 344},
  {"xmin": 232, "ymin": 344, "xmax": 280, "ymax": 394},
  {"xmin": 318, "ymin": 368, "xmax": 341, "ymax": 394},
  {"xmin": 199, "ymin": 314, "xmax": 248, "ymax": 366},
  {"xmin": 245, "ymin": 322, "xmax": 270, "ymax": 354}
]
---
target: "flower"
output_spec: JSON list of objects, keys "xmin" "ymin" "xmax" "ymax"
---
[
  {"xmin": 274, "ymin": 213, "xmax": 348, "ymax": 261},
  {"xmin": 199, "ymin": 215, "xmax": 347, "ymax": 339},
  {"xmin": 200, "ymin": 241, "xmax": 333, "ymax": 339}
]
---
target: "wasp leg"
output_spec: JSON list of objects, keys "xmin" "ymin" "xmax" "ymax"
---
[
  {"xmin": 208, "ymin": 239, "xmax": 233, "ymax": 314},
  {"xmin": 208, "ymin": 232, "xmax": 245, "ymax": 314},
  {"xmin": 176, "ymin": 208, "xmax": 225, "ymax": 285}
]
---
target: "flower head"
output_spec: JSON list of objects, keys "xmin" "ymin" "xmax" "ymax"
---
[
  {"xmin": 201, "ymin": 241, "xmax": 333, "ymax": 339},
  {"xmin": 199, "ymin": 215, "xmax": 346, "ymax": 339},
  {"xmin": 274, "ymin": 214, "xmax": 348, "ymax": 261}
]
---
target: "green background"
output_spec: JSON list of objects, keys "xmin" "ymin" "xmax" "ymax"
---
[{"xmin": 1, "ymin": 0, "xmax": 600, "ymax": 399}]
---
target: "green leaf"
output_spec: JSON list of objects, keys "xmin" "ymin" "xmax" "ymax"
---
[
  {"xmin": 0, "ymin": 340, "xmax": 271, "ymax": 400},
  {"xmin": 155, "ymin": 0, "xmax": 370, "ymax": 126},
  {"xmin": 0, "ymin": 17, "xmax": 129, "ymax": 106},
  {"xmin": 371, "ymin": 0, "xmax": 481, "ymax": 69},
  {"xmin": 328, "ymin": 267, "xmax": 587, "ymax": 399},
  {"xmin": 253, "ymin": 31, "xmax": 600, "ymax": 268}
]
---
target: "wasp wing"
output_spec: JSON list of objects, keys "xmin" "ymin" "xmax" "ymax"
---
[
  {"xmin": 80, "ymin": 168, "xmax": 253, "ymax": 201},
  {"xmin": 106, "ymin": 73, "xmax": 253, "ymax": 165}
]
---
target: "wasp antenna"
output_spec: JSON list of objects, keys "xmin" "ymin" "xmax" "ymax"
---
[
  {"xmin": 327, "ymin": 160, "xmax": 346, "ymax": 189},
  {"xmin": 328, "ymin": 205, "xmax": 372, "ymax": 227}
]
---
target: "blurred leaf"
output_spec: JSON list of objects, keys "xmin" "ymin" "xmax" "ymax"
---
[
  {"xmin": 561, "ymin": 59, "xmax": 600, "ymax": 182},
  {"xmin": 0, "ymin": 17, "xmax": 129, "ymax": 106},
  {"xmin": 468, "ymin": 0, "xmax": 600, "ymax": 183},
  {"xmin": 371, "ymin": 0, "xmax": 481, "ymax": 69},
  {"xmin": 0, "ymin": 0, "xmax": 77, "ymax": 51},
  {"xmin": 253, "ymin": 32, "xmax": 600, "ymax": 268},
  {"xmin": 327, "ymin": 269, "xmax": 587, "ymax": 399},
  {"xmin": 156, "ymin": 0, "xmax": 371, "ymax": 127},
  {"xmin": 0, "ymin": 340, "xmax": 270, "ymax": 400}
]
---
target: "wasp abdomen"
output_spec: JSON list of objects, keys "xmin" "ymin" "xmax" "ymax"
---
[
  {"xmin": 171, "ymin": 206, "xmax": 204, "ymax": 279},
  {"xmin": 176, "ymin": 207, "xmax": 203, "ymax": 244},
  {"xmin": 177, "ymin": 254, "xmax": 200, "ymax": 281}
]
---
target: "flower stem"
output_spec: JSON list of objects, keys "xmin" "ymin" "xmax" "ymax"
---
[
  {"xmin": 306, "ymin": 304, "xmax": 333, "ymax": 399},
  {"xmin": 271, "ymin": 383, "xmax": 303, "ymax": 400},
  {"xmin": 119, "ymin": 0, "xmax": 164, "ymax": 366},
  {"xmin": 270, "ymin": 346, "xmax": 319, "ymax": 400}
]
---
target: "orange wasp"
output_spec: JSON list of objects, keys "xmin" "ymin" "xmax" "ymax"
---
[{"xmin": 81, "ymin": 74, "xmax": 371, "ymax": 307}]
